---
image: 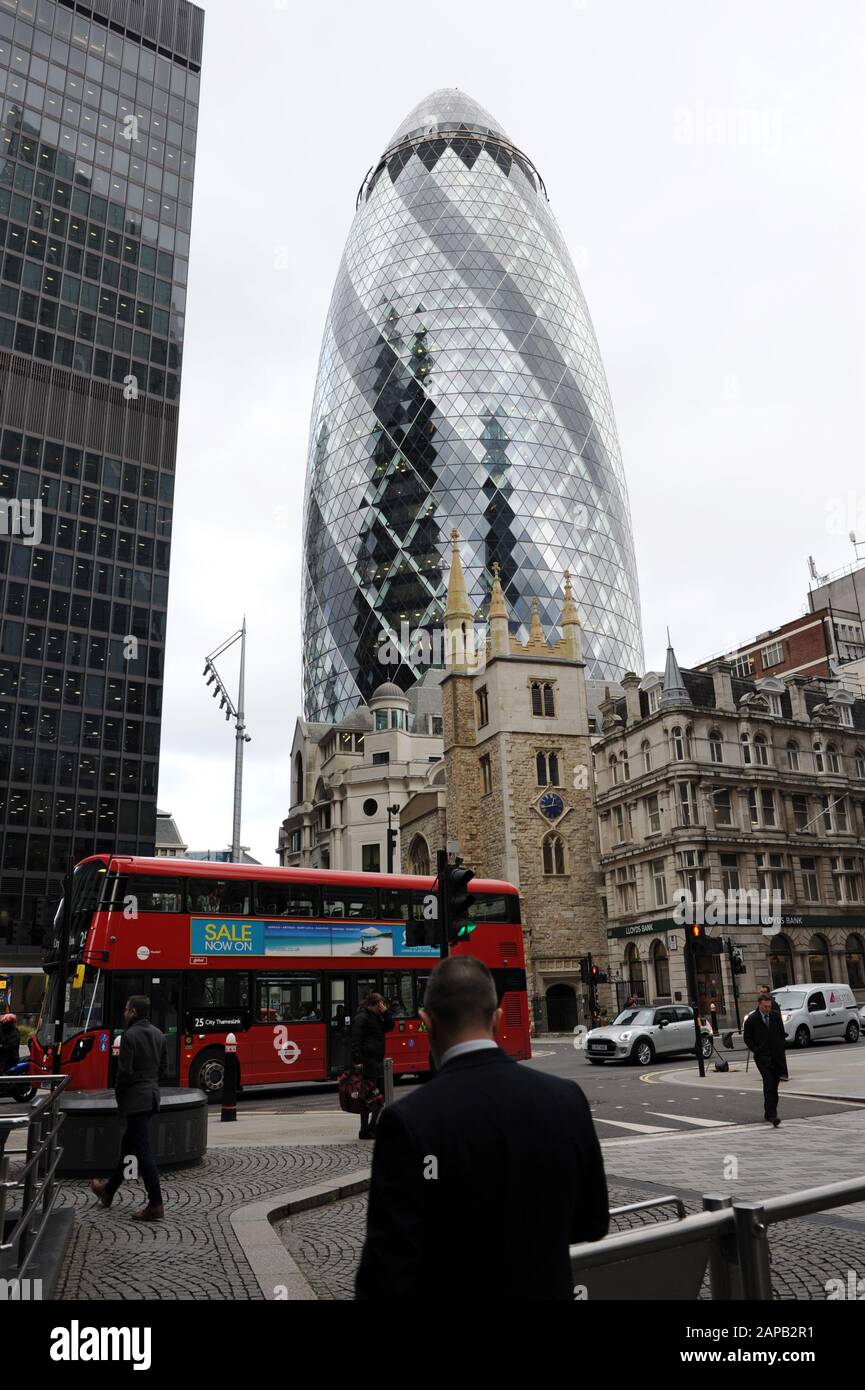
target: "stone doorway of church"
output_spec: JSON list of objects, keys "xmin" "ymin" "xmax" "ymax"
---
[{"xmin": 545, "ymin": 982, "xmax": 578, "ymax": 1032}]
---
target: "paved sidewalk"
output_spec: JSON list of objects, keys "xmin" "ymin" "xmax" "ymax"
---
[
  {"xmin": 658, "ymin": 1042, "xmax": 865, "ymax": 1103},
  {"xmin": 54, "ymin": 1110, "xmax": 372, "ymax": 1300}
]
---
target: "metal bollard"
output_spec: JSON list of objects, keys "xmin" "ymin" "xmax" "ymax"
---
[
  {"xmin": 731, "ymin": 1201, "xmax": 773, "ymax": 1300},
  {"xmin": 383, "ymin": 1057, "xmax": 394, "ymax": 1106},
  {"xmin": 221, "ymin": 1032, "xmax": 238, "ymax": 1123},
  {"xmin": 703, "ymin": 1194, "xmax": 742, "ymax": 1300}
]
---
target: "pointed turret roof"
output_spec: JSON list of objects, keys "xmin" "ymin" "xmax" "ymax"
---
[
  {"xmin": 488, "ymin": 560, "xmax": 508, "ymax": 621},
  {"xmin": 660, "ymin": 630, "xmax": 693, "ymax": 709},
  {"xmin": 444, "ymin": 529, "xmax": 472, "ymax": 624}
]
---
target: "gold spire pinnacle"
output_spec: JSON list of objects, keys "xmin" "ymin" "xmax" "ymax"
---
[
  {"xmin": 488, "ymin": 560, "xmax": 508, "ymax": 620},
  {"xmin": 444, "ymin": 528, "xmax": 472, "ymax": 624},
  {"xmin": 561, "ymin": 568, "xmax": 580, "ymax": 626},
  {"xmin": 529, "ymin": 595, "xmax": 545, "ymax": 644}
]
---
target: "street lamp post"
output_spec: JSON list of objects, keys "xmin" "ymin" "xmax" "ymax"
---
[{"xmin": 202, "ymin": 618, "xmax": 251, "ymax": 862}]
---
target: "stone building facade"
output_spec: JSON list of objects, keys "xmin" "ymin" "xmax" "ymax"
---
[
  {"xmin": 278, "ymin": 678, "xmax": 445, "ymax": 872},
  {"xmin": 594, "ymin": 645, "xmax": 865, "ymax": 1026}
]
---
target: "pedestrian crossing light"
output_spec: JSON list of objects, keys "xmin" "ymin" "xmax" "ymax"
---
[
  {"xmin": 446, "ymin": 861, "xmax": 476, "ymax": 944},
  {"xmin": 688, "ymin": 924, "xmax": 705, "ymax": 942}
]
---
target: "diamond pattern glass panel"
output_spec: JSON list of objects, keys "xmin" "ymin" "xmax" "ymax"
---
[{"xmin": 302, "ymin": 90, "xmax": 643, "ymax": 721}]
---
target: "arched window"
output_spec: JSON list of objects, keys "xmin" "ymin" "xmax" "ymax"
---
[
  {"xmin": 709, "ymin": 731, "xmax": 723, "ymax": 764},
  {"xmin": 652, "ymin": 939, "xmax": 670, "ymax": 997},
  {"xmin": 542, "ymin": 833, "xmax": 565, "ymax": 875},
  {"xmin": 769, "ymin": 934, "xmax": 794, "ymax": 989},
  {"xmin": 741, "ymin": 733, "xmax": 752, "ymax": 765},
  {"xmin": 408, "ymin": 834, "xmax": 430, "ymax": 876},
  {"xmin": 530, "ymin": 680, "xmax": 555, "ymax": 717},
  {"xmin": 808, "ymin": 934, "xmax": 831, "ymax": 984},
  {"xmin": 753, "ymin": 734, "xmax": 769, "ymax": 766},
  {"xmin": 846, "ymin": 934, "xmax": 865, "ymax": 990},
  {"xmin": 536, "ymin": 751, "xmax": 560, "ymax": 786},
  {"xmin": 826, "ymin": 743, "xmax": 841, "ymax": 774},
  {"xmin": 855, "ymin": 749, "xmax": 865, "ymax": 779},
  {"xmin": 624, "ymin": 944, "xmax": 644, "ymax": 1001},
  {"xmin": 814, "ymin": 740, "xmax": 824, "ymax": 773},
  {"xmin": 294, "ymin": 752, "xmax": 304, "ymax": 806},
  {"xmin": 641, "ymin": 740, "xmax": 652, "ymax": 773},
  {"xmin": 787, "ymin": 740, "xmax": 800, "ymax": 772},
  {"xmin": 671, "ymin": 726, "xmax": 686, "ymax": 760},
  {"xmin": 609, "ymin": 755, "xmax": 619, "ymax": 785}
]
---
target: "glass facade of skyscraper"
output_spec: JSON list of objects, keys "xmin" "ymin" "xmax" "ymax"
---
[
  {"xmin": 302, "ymin": 89, "xmax": 643, "ymax": 724},
  {"xmin": 0, "ymin": 0, "xmax": 203, "ymax": 947}
]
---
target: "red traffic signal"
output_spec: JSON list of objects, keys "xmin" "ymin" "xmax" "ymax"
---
[{"xmin": 688, "ymin": 924, "xmax": 705, "ymax": 941}]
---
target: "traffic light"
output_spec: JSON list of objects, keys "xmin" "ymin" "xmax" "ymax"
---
[
  {"xmin": 579, "ymin": 957, "xmax": 590, "ymax": 985},
  {"xmin": 687, "ymin": 924, "xmax": 705, "ymax": 943},
  {"xmin": 590, "ymin": 964, "xmax": 609, "ymax": 984},
  {"xmin": 446, "ymin": 860, "xmax": 476, "ymax": 944}
]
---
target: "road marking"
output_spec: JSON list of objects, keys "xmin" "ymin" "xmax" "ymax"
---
[
  {"xmin": 593, "ymin": 1117, "xmax": 676, "ymax": 1134},
  {"xmin": 647, "ymin": 1112, "xmax": 732, "ymax": 1128}
]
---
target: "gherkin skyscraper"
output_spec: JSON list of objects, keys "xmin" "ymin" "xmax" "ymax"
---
[{"xmin": 302, "ymin": 89, "xmax": 643, "ymax": 722}]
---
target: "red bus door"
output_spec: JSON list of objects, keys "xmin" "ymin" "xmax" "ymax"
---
[
  {"xmin": 107, "ymin": 972, "xmax": 181, "ymax": 1085},
  {"xmin": 326, "ymin": 975, "xmax": 380, "ymax": 1077},
  {"xmin": 326, "ymin": 976, "xmax": 351, "ymax": 1076}
]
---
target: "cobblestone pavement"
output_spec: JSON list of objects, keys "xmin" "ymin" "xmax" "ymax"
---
[
  {"xmin": 279, "ymin": 1179, "xmax": 865, "ymax": 1302},
  {"xmin": 54, "ymin": 1145, "xmax": 370, "ymax": 1301}
]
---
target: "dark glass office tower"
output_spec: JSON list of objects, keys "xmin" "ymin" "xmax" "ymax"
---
[{"xmin": 0, "ymin": 0, "xmax": 203, "ymax": 949}]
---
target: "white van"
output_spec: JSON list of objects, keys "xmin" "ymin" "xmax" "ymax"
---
[{"xmin": 771, "ymin": 984, "xmax": 860, "ymax": 1047}]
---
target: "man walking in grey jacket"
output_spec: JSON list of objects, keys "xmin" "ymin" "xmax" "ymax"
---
[{"xmin": 90, "ymin": 995, "xmax": 168, "ymax": 1220}]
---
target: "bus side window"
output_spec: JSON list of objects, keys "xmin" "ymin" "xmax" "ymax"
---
[{"xmin": 382, "ymin": 972, "xmax": 414, "ymax": 1017}]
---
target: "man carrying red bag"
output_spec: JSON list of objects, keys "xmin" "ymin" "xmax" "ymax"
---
[{"xmin": 350, "ymin": 993, "xmax": 394, "ymax": 1141}]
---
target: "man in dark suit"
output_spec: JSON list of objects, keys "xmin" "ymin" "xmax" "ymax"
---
[
  {"xmin": 90, "ymin": 995, "xmax": 168, "ymax": 1219},
  {"xmin": 757, "ymin": 984, "xmax": 788, "ymax": 1079},
  {"xmin": 356, "ymin": 956, "xmax": 609, "ymax": 1300},
  {"xmin": 743, "ymin": 994, "xmax": 786, "ymax": 1126}
]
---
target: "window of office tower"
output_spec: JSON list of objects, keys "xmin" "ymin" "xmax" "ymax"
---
[{"xmin": 0, "ymin": 0, "xmax": 203, "ymax": 947}]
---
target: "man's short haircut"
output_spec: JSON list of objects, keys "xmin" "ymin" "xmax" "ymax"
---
[
  {"xmin": 126, "ymin": 995, "xmax": 150, "ymax": 1018},
  {"xmin": 424, "ymin": 956, "xmax": 497, "ymax": 1030},
  {"xmin": 365, "ymin": 992, "xmax": 384, "ymax": 1008}
]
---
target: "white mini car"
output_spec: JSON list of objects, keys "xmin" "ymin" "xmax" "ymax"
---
[{"xmin": 585, "ymin": 1005, "xmax": 713, "ymax": 1067}]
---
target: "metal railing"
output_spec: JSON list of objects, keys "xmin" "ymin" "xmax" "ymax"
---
[
  {"xmin": 0, "ymin": 1074, "xmax": 68, "ymax": 1280},
  {"xmin": 570, "ymin": 1174, "xmax": 865, "ymax": 1299}
]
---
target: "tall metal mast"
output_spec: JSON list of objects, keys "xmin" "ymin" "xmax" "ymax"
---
[{"xmin": 202, "ymin": 618, "xmax": 251, "ymax": 862}]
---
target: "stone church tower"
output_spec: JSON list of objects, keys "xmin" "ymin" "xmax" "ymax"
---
[{"xmin": 440, "ymin": 531, "xmax": 607, "ymax": 1010}]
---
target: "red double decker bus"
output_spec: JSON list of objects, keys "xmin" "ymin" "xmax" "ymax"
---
[{"xmin": 30, "ymin": 854, "xmax": 529, "ymax": 1096}]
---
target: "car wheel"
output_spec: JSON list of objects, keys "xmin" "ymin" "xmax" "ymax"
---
[
  {"xmin": 189, "ymin": 1049, "xmax": 227, "ymax": 1102},
  {"xmin": 794, "ymin": 1024, "xmax": 810, "ymax": 1048},
  {"xmin": 631, "ymin": 1038, "xmax": 654, "ymax": 1066},
  {"xmin": 845, "ymin": 1020, "xmax": 860, "ymax": 1044},
  {"xmin": 701, "ymin": 1035, "xmax": 713, "ymax": 1059}
]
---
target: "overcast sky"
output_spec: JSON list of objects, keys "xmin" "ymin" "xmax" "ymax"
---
[{"xmin": 157, "ymin": 0, "xmax": 865, "ymax": 865}]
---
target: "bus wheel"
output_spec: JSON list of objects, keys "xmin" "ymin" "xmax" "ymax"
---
[{"xmin": 189, "ymin": 1050, "xmax": 226, "ymax": 1101}]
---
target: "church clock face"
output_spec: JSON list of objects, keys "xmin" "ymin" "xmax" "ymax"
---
[{"xmin": 539, "ymin": 791, "xmax": 565, "ymax": 820}]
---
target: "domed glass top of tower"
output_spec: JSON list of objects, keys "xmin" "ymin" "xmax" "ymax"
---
[
  {"xmin": 302, "ymin": 90, "xmax": 643, "ymax": 722},
  {"xmin": 387, "ymin": 88, "xmax": 509, "ymax": 144}
]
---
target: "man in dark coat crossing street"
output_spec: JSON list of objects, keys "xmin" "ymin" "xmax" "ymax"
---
[
  {"xmin": 743, "ymin": 994, "xmax": 787, "ymax": 1126},
  {"xmin": 90, "ymin": 995, "xmax": 168, "ymax": 1219}
]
